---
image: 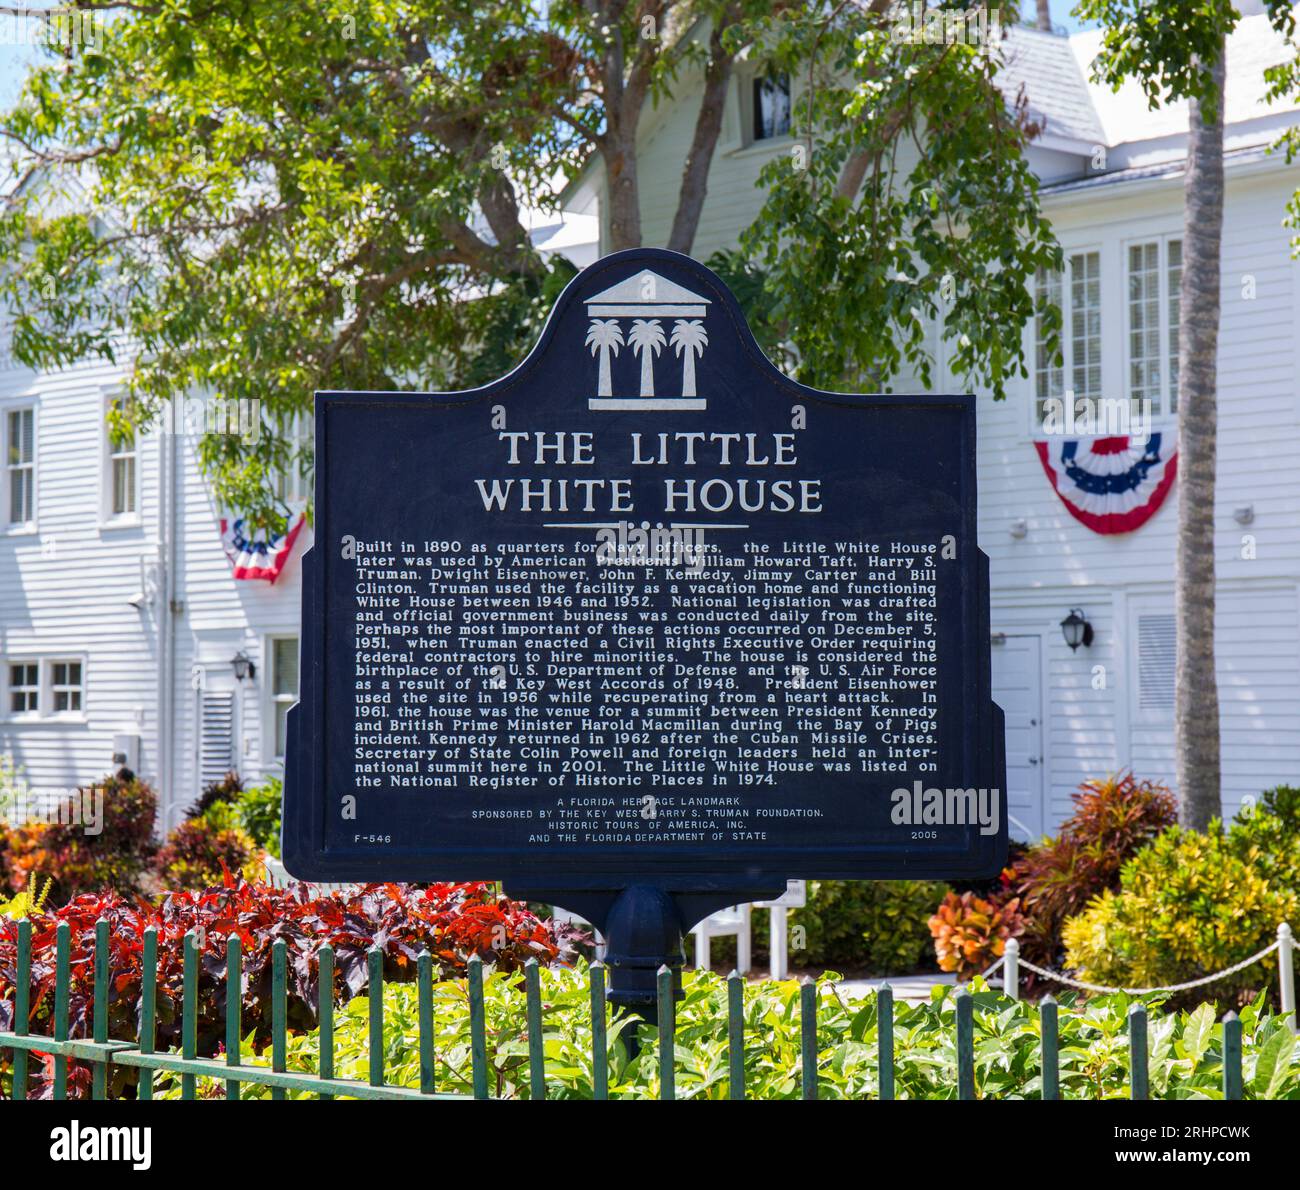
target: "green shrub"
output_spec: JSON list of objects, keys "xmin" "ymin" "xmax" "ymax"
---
[
  {"xmin": 707, "ymin": 879, "xmax": 948, "ymax": 975},
  {"xmin": 1, "ymin": 773, "xmax": 158, "ymax": 902},
  {"xmin": 151, "ymin": 816, "xmax": 261, "ymax": 890},
  {"xmin": 211, "ymin": 966, "xmax": 1300, "ymax": 1100},
  {"xmin": 1010, "ymin": 772, "xmax": 1176, "ymax": 970},
  {"xmin": 1063, "ymin": 804, "xmax": 1300, "ymax": 1011},
  {"xmin": 234, "ymin": 776, "xmax": 283, "ymax": 858}
]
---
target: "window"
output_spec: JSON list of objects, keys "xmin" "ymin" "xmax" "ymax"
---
[
  {"xmin": 105, "ymin": 397, "xmax": 137, "ymax": 519},
  {"xmin": 1033, "ymin": 251, "xmax": 1101, "ymax": 428},
  {"xmin": 8, "ymin": 663, "xmax": 38, "ymax": 715},
  {"xmin": 270, "ymin": 636, "xmax": 299, "ymax": 759},
  {"xmin": 4, "ymin": 658, "xmax": 85, "ymax": 717},
  {"xmin": 49, "ymin": 660, "xmax": 83, "ymax": 714},
  {"xmin": 1127, "ymin": 237, "xmax": 1181, "ymax": 415},
  {"xmin": 752, "ymin": 73, "xmax": 791, "ymax": 141},
  {"xmin": 275, "ymin": 411, "xmax": 313, "ymax": 507},
  {"xmin": 6, "ymin": 406, "xmax": 34, "ymax": 526}
]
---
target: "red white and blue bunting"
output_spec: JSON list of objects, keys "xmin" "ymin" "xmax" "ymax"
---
[
  {"xmin": 219, "ymin": 512, "xmax": 305, "ymax": 582},
  {"xmin": 1033, "ymin": 433, "xmax": 1178, "ymax": 535}
]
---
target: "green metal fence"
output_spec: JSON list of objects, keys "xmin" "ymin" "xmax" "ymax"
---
[{"xmin": 0, "ymin": 917, "xmax": 1255, "ymax": 1101}]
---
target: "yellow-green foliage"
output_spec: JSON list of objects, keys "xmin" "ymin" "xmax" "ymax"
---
[
  {"xmin": 0, "ymin": 876, "xmax": 52, "ymax": 919},
  {"xmin": 1064, "ymin": 808, "xmax": 1300, "ymax": 1008}
]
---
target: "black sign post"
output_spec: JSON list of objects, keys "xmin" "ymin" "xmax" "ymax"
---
[{"xmin": 284, "ymin": 248, "xmax": 1006, "ymax": 1020}]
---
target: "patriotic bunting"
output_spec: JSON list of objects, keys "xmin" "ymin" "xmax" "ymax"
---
[
  {"xmin": 1033, "ymin": 433, "xmax": 1178, "ymax": 535},
  {"xmin": 220, "ymin": 512, "xmax": 305, "ymax": 582}
]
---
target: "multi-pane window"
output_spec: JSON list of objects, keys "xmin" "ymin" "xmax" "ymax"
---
[
  {"xmin": 50, "ymin": 661, "xmax": 83, "ymax": 713},
  {"xmin": 1033, "ymin": 251, "xmax": 1101, "ymax": 428},
  {"xmin": 1069, "ymin": 251, "xmax": 1102, "ymax": 401},
  {"xmin": 8, "ymin": 663, "xmax": 38, "ymax": 714},
  {"xmin": 1034, "ymin": 267, "xmax": 1064, "ymax": 424},
  {"xmin": 275, "ymin": 411, "xmax": 313, "ymax": 506},
  {"xmin": 1127, "ymin": 238, "xmax": 1181, "ymax": 416},
  {"xmin": 6, "ymin": 407, "xmax": 34, "ymax": 525},
  {"xmin": 753, "ymin": 73, "xmax": 792, "ymax": 141},
  {"xmin": 107, "ymin": 399, "xmax": 137, "ymax": 518},
  {"xmin": 270, "ymin": 637, "xmax": 299, "ymax": 759}
]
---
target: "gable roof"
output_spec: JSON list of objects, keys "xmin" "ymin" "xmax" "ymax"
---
[{"xmin": 998, "ymin": 12, "xmax": 1300, "ymax": 151}]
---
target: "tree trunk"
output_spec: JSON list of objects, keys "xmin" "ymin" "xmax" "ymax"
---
[
  {"xmin": 1036, "ymin": 0, "xmax": 1052, "ymax": 32},
  {"xmin": 606, "ymin": 138, "xmax": 643, "ymax": 252},
  {"xmin": 1174, "ymin": 44, "xmax": 1225, "ymax": 830},
  {"xmin": 667, "ymin": 6, "xmax": 739, "ymax": 255}
]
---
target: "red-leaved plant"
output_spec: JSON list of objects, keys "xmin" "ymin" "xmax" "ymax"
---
[{"xmin": 0, "ymin": 877, "xmax": 563, "ymax": 1099}]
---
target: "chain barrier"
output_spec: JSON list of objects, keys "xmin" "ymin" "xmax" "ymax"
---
[{"xmin": 1012, "ymin": 940, "xmax": 1282, "ymax": 997}]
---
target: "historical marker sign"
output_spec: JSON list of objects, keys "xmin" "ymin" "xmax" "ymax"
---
[{"xmin": 283, "ymin": 248, "xmax": 1006, "ymax": 899}]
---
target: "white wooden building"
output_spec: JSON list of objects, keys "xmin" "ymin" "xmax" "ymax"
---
[
  {"xmin": 561, "ymin": 14, "xmax": 1300, "ymax": 837},
  {"xmin": 0, "ymin": 202, "xmax": 596, "ymax": 832},
  {"xmin": 4, "ymin": 16, "xmax": 1299, "ymax": 842}
]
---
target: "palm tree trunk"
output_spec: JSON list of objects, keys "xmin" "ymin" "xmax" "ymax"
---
[
  {"xmin": 598, "ymin": 347, "xmax": 612, "ymax": 396},
  {"xmin": 639, "ymin": 350, "xmax": 655, "ymax": 396},
  {"xmin": 1175, "ymin": 44, "xmax": 1225, "ymax": 830},
  {"xmin": 682, "ymin": 350, "xmax": 697, "ymax": 397},
  {"xmin": 1036, "ymin": 0, "xmax": 1052, "ymax": 32}
]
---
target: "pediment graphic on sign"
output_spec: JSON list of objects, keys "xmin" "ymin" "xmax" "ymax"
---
[{"xmin": 584, "ymin": 268, "xmax": 712, "ymax": 412}]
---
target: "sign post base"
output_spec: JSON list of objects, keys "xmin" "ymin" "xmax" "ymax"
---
[{"xmin": 505, "ymin": 881, "xmax": 786, "ymax": 1026}]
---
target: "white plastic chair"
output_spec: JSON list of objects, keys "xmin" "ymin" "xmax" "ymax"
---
[{"xmin": 691, "ymin": 903, "xmax": 752, "ymax": 974}]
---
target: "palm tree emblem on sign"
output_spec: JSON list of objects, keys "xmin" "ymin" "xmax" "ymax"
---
[
  {"xmin": 583, "ymin": 268, "xmax": 710, "ymax": 410},
  {"xmin": 585, "ymin": 319, "xmax": 624, "ymax": 398},
  {"xmin": 670, "ymin": 319, "xmax": 708, "ymax": 398},
  {"xmin": 628, "ymin": 318, "xmax": 667, "ymax": 397}
]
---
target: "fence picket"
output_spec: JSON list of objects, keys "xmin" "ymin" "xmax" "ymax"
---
[
  {"xmin": 271, "ymin": 938, "xmax": 287, "ymax": 1101},
  {"xmin": 1223, "ymin": 1013, "xmax": 1242, "ymax": 1101},
  {"xmin": 590, "ymin": 961, "xmax": 608, "ymax": 1101},
  {"xmin": 138, "ymin": 926, "xmax": 157, "ymax": 1101},
  {"xmin": 182, "ymin": 929, "xmax": 198, "ymax": 1100},
  {"xmin": 1129, "ymin": 1004, "xmax": 1148, "ymax": 1100},
  {"xmin": 955, "ymin": 987, "xmax": 974, "ymax": 1101},
  {"xmin": 319, "ymin": 944, "xmax": 335, "ymax": 1101},
  {"xmin": 226, "ymin": 935, "xmax": 242, "ymax": 1101},
  {"xmin": 367, "ymin": 947, "xmax": 383, "ymax": 1088},
  {"xmin": 878, "ymin": 983, "xmax": 895, "ymax": 1101},
  {"xmin": 11, "ymin": 918, "xmax": 30, "ymax": 1100},
  {"xmin": 467, "ymin": 954, "xmax": 489, "ymax": 1100},
  {"xmin": 657, "ymin": 965, "xmax": 675, "ymax": 1101},
  {"xmin": 53, "ymin": 920, "xmax": 69, "ymax": 1101},
  {"xmin": 418, "ymin": 950, "xmax": 434, "ymax": 1096},
  {"xmin": 1040, "ymin": 995, "xmax": 1059, "ymax": 1101},
  {"xmin": 728, "ymin": 970, "xmax": 745, "ymax": 1101},
  {"xmin": 92, "ymin": 918, "xmax": 109, "ymax": 1100},
  {"xmin": 800, "ymin": 978, "xmax": 818, "ymax": 1101},
  {"xmin": 525, "ymin": 958, "xmax": 545, "ymax": 1100}
]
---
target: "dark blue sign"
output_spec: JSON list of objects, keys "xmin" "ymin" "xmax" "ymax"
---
[{"xmin": 283, "ymin": 248, "xmax": 1006, "ymax": 895}]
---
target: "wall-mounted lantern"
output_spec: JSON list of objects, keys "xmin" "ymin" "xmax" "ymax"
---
[{"xmin": 1059, "ymin": 608, "xmax": 1093, "ymax": 652}]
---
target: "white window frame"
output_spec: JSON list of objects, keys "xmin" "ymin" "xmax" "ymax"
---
[
  {"xmin": 275, "ymin": 410, "xmax": 313, "ymax": 508},
  {"xmin": 263, "ymin": 634, "xmax": 300, "ymax": 765},
  {"xmin": 46, "ymin": 657, "xmax": 86, "ymax": 719},
  {"xmin": 100, "ymin": 392, "xmax": 141, "ymax": 526},
  {"xmin": 1031, "ymin": 246, "xmax": 1103, "ymax": 433},
  {"xmin": 729, "ymin": 66, "xmax": 795, "ymax": 154},
  {"xmin": 1122, "ymin": 233, "xmax": 1181, "ymax": 421},
  {"xmin": 4, "ymin": 659, "xmax": 41, "ymax": 719},
  {"xmin": 3, "ymin": 401, "xmax": 37, "ymax": 533}
]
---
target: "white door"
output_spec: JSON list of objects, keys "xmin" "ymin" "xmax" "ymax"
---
[{"xmin": 991, "ymin": 635, "xmax": 1044, "ymax": 842}]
